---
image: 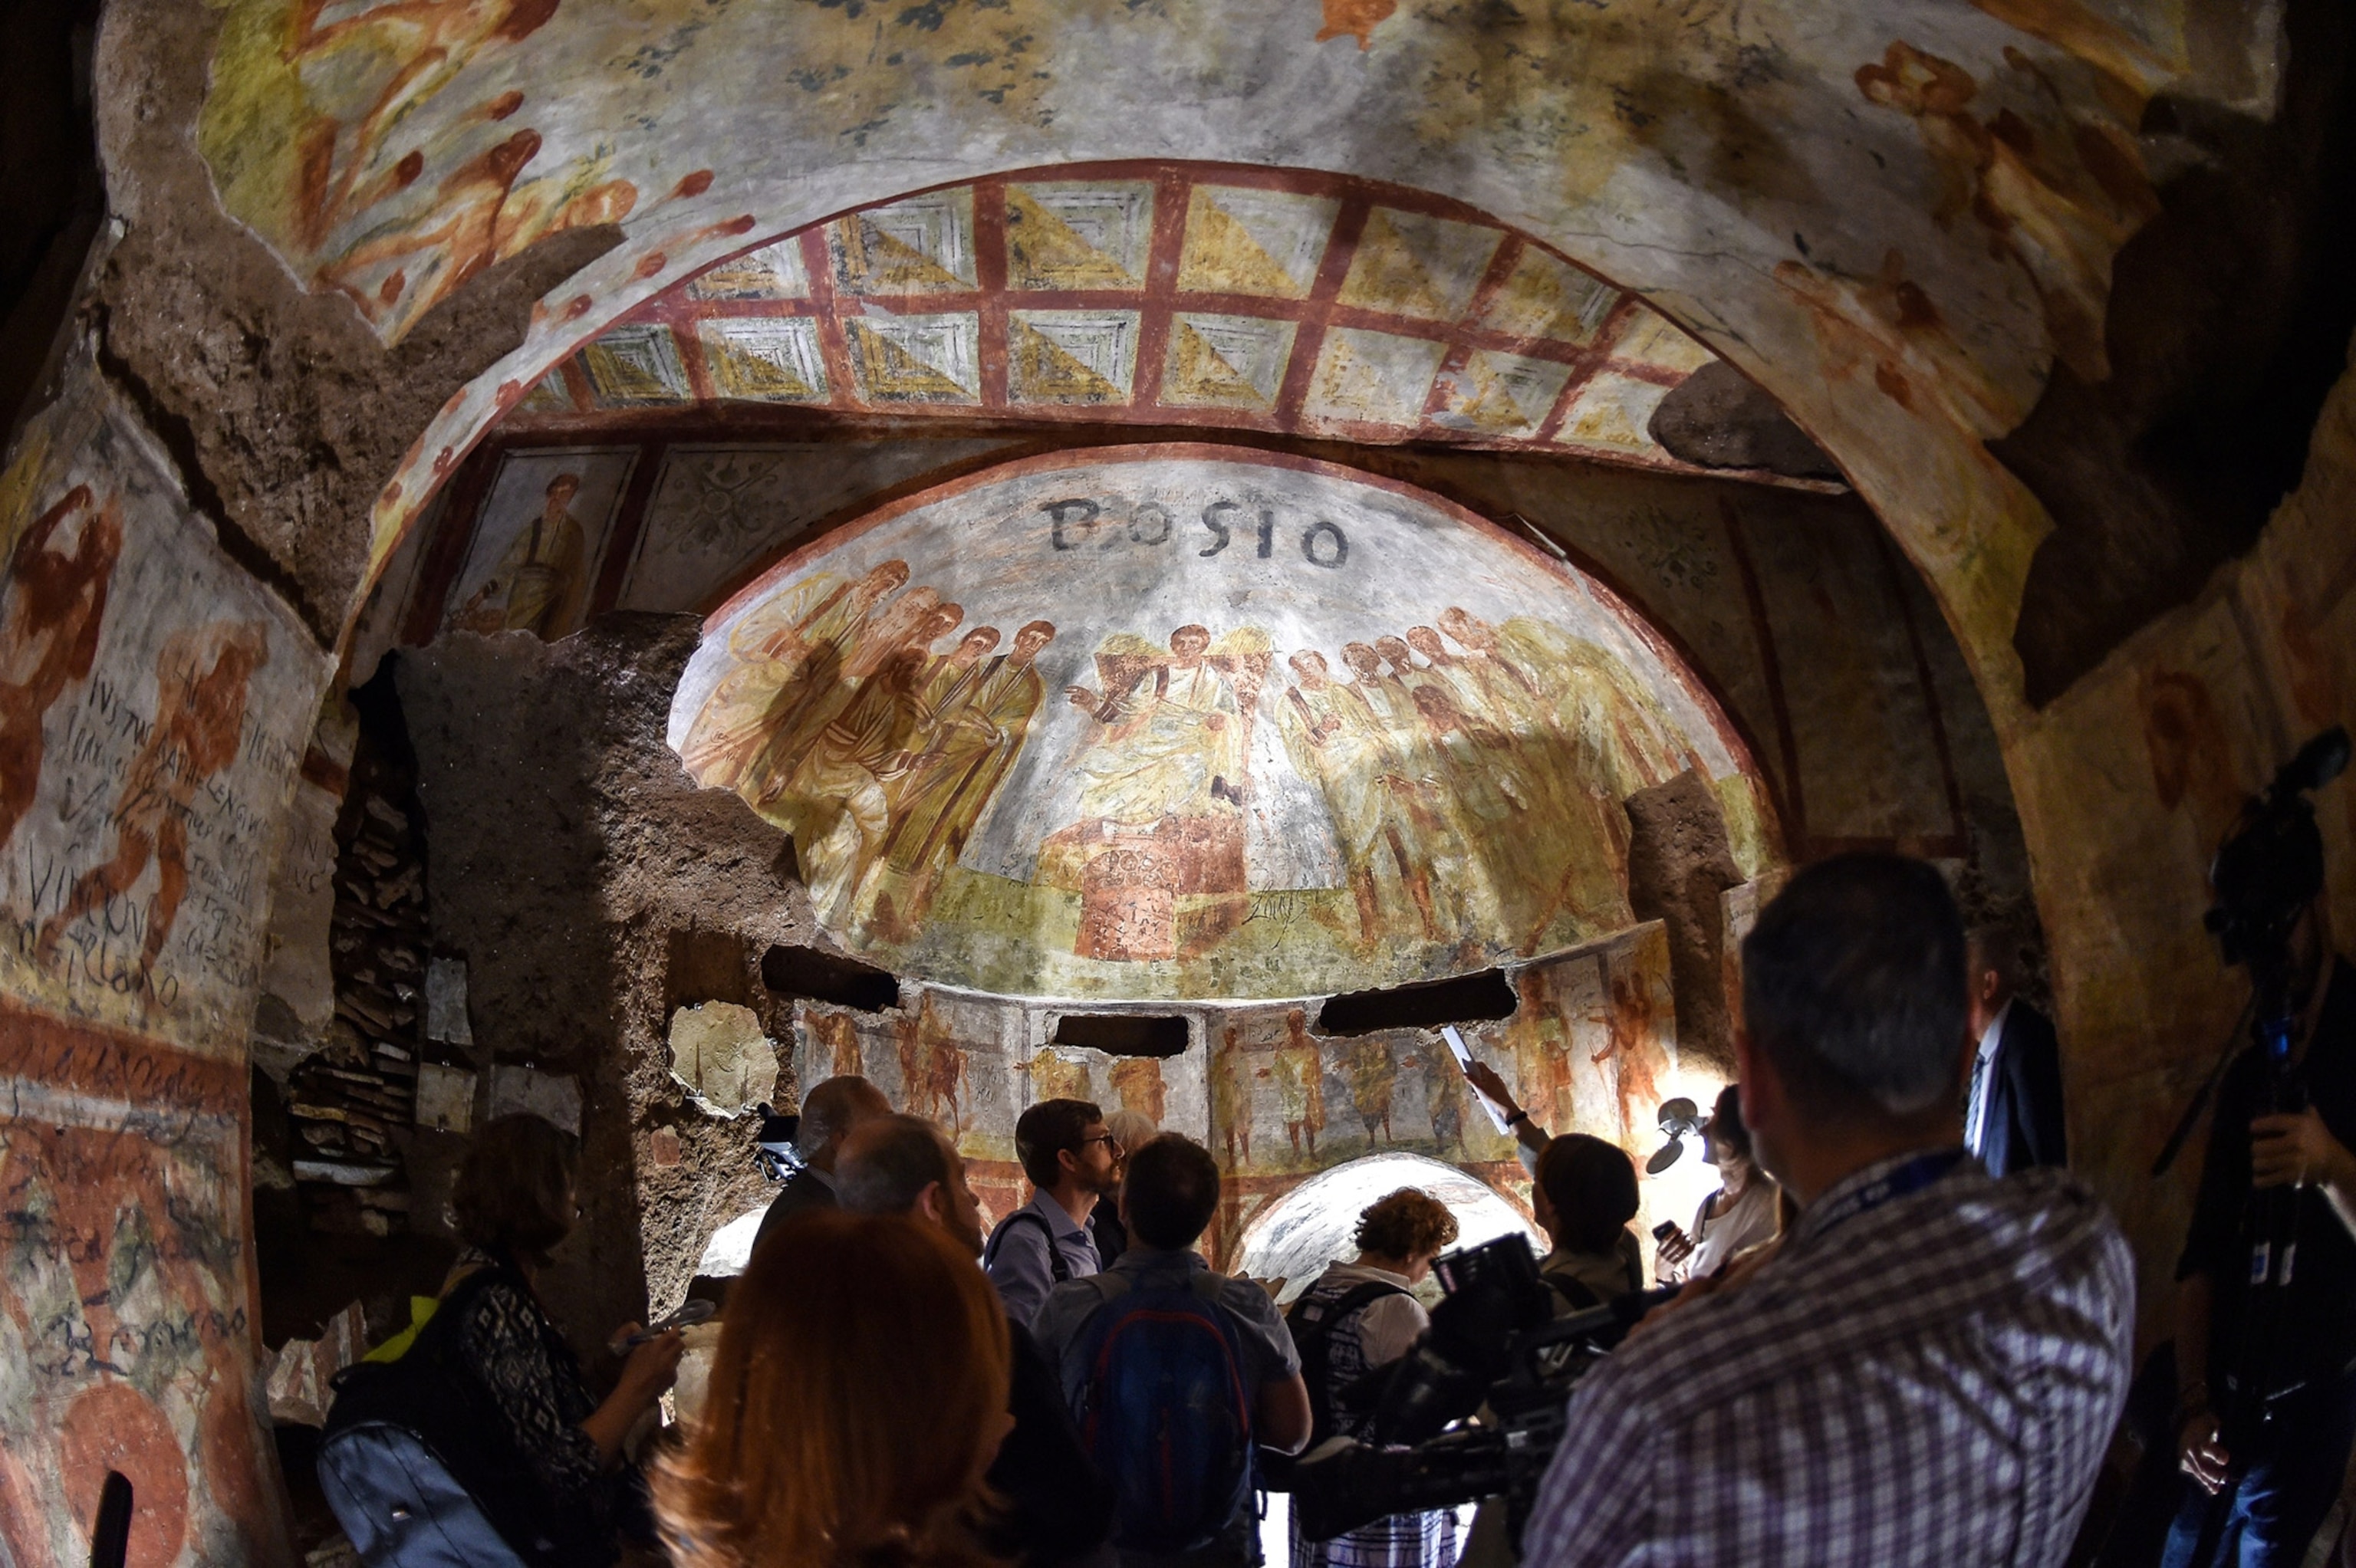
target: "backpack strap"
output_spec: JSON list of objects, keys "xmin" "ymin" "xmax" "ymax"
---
[
  {"xmin": 984, "ymin": 1209, "xmax": 1074, "ymax": 1284},
  {"xmin": 1286, "ymin": 1280, "xmax": 1411, "ymax": 1442},
  {"xmin": 1545, "ymin": 1272, "xmax": 1602, "ymax": 1313}
]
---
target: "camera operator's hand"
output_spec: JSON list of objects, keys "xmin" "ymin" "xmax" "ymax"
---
[
  {"xmin": 2250, "ymin": 1109, "xmax": 2352, "ymax": 1191},
  {"xmin": 2176, "ymin": 1411, "xmax": 2231, "ymax": 1494}
]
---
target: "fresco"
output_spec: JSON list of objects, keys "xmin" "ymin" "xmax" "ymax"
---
[
  {"xmin": 614, "ymin": 440, "xmax": 1018, "ymax": 616},
  {"xmin": 181, "ymin": 0, "xmax": 2203, "ymax": 719},
  {"xmin": 787, "ymin": 988, "xmax": 1210, "ymax": 1228},
  {"xmin": 443, "ymin": 446, "xmax": 634, "ymax": 639},
  {"xmin": 1203, "ymin": 922, "xmax": 1680, "ymax": 1174},
  {"xmin": 2008, "ymin": 358, "xmax": 2356, "ymax": 1340},
  {"xmin": 498, "ymin": 169, "xmax": 1733, "ymax": 475},
  {"xmin": 776, "ymin": 921, "xmax": 1690, "ymax": 1270},
  {"xmin": 671, "ymin": 448, "xmax": 1769, "ymax": 1001},
  {"xmin": 0, "ymin": 376, "xmax": 327, "ymax": 1051},
  {"xmin": 0, "ymin": 364, "xmax": 319, "ymax": 1566},
  {"xmin": 0, "ymin": 1006, "xmax": 276, "ymax": 1567}
]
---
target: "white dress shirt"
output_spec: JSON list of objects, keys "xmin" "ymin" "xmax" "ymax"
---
[{"xmin": 1965, "ymin": 997, "xmax": 2014, "ymax": 1155}]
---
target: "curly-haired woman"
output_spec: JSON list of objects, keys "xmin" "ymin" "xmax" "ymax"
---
[{"xmin": 1285, "ymin": 1188, "xmax": 1463, "ymax": 1568}]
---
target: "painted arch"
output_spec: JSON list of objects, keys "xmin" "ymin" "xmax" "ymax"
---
[{"xmin": 668, "ymin": 445, "xmax": 1775, "ymax": 1000}]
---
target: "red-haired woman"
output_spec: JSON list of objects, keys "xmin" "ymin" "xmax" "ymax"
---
[{"xmin": 656, "ymin": 1206, "xmax": 1015, "ymax": 1568}]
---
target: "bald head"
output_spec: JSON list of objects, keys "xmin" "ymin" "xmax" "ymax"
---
[
  {"xmin": 837, "ymin": 1115, "xmax": 956, "ymax": 1215},
  {"xmin": 797, "ymin": 1075, "xmax": 890, "ymax": 1172},
  {"xmin": 837, "ymin": 1113, "xmax": 985, "ymax": 1257}
]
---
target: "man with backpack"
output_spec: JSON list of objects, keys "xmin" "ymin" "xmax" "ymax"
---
[
  {"xmin": 1035, "ymin": 1134, "xmax": 1312, "ymax": 1567},
  {"xmin": 1285, "ymin": 1188, "xmax": 1461, "ymax": 1568},
  {"xmin": 986, "ymin": 1097, "xmax": 1120, "ymax": 1328}
]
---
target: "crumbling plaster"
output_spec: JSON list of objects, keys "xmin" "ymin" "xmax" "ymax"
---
[{"xmin": 77, "ymin": 0, "xmax": 619, "ymax": 639}]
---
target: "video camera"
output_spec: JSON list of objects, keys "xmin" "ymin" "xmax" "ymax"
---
[{"xmin": 1288, "ymin": 1234, "xmax": 1671, "ymax": 1547}]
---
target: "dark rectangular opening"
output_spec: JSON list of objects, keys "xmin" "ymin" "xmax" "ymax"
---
[
  {"xmin": 1317, "ymin": 968, "xmax": 1518, "ymax": 1037},
  {"xmin": 760, "ymin": 944, "xmax": 900, "ymax": 1013},
  {"xmin": 1051, "ymin": 1013, "xmax": 1190, "ymax": 1058}
]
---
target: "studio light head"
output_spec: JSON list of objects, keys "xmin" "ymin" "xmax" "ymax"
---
[
  {"xmin": 1645, "ymin": 1096, "xmax": 1704, "ymax": 1175},
  {"xmin": 2206, "ymin": 726, "xmax": 2348, "ymax": 978}
]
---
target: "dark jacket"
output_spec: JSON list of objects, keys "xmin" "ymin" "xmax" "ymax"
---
[
  {"xmin": 749, "ymin": 1165, "xmax": 837, "ymax": 1261},
  {"xmin": 1979, "ymin": 1000, "xmax": 2068, "ymax": 1178},
  {"xmin": 989, "ymin": 1318, "xmax": 1117, "ymax": 1566}
]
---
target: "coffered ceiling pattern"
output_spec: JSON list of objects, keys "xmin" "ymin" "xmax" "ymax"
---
[{"xmin": 504, "ymin": 165, "xmax": 1721, "ymax": 474}]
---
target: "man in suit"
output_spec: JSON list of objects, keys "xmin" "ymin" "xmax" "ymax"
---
[
  {"xmin": 1963, "ymin": 925, "xmax": 2068, "ymax": 1175},
  {"xmin": 752, "ymin": 1074, "xmax": 890, "ymax": 1257}
]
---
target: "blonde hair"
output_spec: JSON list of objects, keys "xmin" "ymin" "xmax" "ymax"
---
[{"xmin": 655, "ymin": 1208, "xmax": 1011, "ymax": 1568}]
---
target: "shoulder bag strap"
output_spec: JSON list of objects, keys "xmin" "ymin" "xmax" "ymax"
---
[
  {"xmin": 986, "ymin": 1209, "xmax": 1068, "ymax": 1281},
  {"xmin": 1291, "ymin": 1280, "xmax": 1410, "ymax": 1432}
]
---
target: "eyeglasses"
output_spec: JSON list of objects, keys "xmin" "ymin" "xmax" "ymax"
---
[{"xmin": 1077, "ymin": 1133, "xmax": 1124, "ymax": 1152}]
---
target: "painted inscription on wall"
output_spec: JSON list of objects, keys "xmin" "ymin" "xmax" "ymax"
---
[
  {"xmin": 673, "ymin": 446, "xmax": 1770, "ymax": 1001},
  {"xmin": 0, "ymin": 380, "xmax": 328, "ymax": 1052},
  {"xmin": 0, "ymin": 1002, "xmax": 278, "ymax": 1567}
]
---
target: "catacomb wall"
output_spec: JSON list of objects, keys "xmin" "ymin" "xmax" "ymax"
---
[
  {"xmin": 0, "ymin": 360, "xmax": 327, "ymax": 1565},
  {"xmin": 0, "ymin": 0, "xmax": 2343, "ymax": 1555},
  {"xmin": 390, "ymin": 616, "xmax": 786, "ymax": 1346}
]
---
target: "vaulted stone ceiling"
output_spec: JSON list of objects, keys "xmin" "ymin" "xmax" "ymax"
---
[
  {"xmin": 187, "ymin": 0, "xmax": 2272, "ymax": 696},
  {"xmin": 498, "ymin": 166, "xmax": 1736, "ymax": 475}
]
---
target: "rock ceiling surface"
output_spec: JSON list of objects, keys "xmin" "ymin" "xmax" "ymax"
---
[
  {"xmin": 497, "ymin": 166, "xmax": 1722, "ymax": 472},
  {"xmin": 668, "ymin": 446, "xmax": 1770, "ymax": 1001}
]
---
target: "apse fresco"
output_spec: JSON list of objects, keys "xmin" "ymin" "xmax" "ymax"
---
[
  {"xmin": 1208, "ymin": 922, "xmax": 1678, "ymax": 1175},
  {"xmin": 672, "ymin": 447, "xmax": 1769, "ymax": 1000},
  {"xmin": 776, "ymin": 921, "xmax": 1701, "ymax": 1273},
  {"xmin": 788, "ymin": 990, "xmax": 1213, "ymax": 1228}
]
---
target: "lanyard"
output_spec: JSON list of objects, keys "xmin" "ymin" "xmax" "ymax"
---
[{"xmin": 1807, "ymin": 1148, "xmax": 1968, "ymax": 1239}]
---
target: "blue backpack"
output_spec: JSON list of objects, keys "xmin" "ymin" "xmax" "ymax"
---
[{"xmin": 1071, "ymin": 1266, "xmax": 1256, "ymax": 1555}]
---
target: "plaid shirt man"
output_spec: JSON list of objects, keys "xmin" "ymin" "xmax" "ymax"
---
[{"xmin": 1521, "ymin": 1152, "xmax": 2134, "ymax": 1568}]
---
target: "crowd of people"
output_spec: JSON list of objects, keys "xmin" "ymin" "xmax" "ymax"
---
[{"xmin": 325, "ymin": 850, "xmax": 2356, "ymax": 1568}]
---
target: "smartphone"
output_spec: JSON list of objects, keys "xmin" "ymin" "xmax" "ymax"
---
[
  {"xmin": 1652, "ymin": 1221, "xmax": 1680, "ymax": 1242},
  {"xmin": 619, "ymin": 1298, "xmax": 716, "ymax": 1349},
  {"xmin": 1440, "ymin": 1025, "xmax": 1515, "ymax": 1134}
]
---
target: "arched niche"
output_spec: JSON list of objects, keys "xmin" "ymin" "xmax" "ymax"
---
[
  {"xmin": 1230, "ymin": 1151, "xmax": 1542, "ymax": 1303},
  {"xmin": 668, "ymin": 444, "xmax": 1777, "ymax": 1001}
]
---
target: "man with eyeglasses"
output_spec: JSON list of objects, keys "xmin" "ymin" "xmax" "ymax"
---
[{"xmin": 986, "ymin": 1097, "xmax": 1124, "ymax": 1329}]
